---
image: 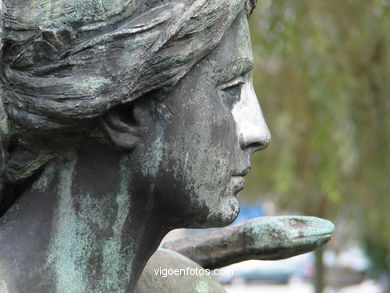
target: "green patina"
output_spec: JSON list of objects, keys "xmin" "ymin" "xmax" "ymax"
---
[
  {"xmin": 81, "ymin": 76, "xmax": 112, "ymax": 95},
  {"xmin": 101, "ymin": 155, "xmax": 134, "ymax": 292},
  {"xmin": 0, "ymin": 89, "xmax": 8, "ymax": 139},
  {"xmin": 0, "ymin": 279, "xmax": 9, "ymax": 293},
  {"xmin": 31, "ymin": 163, "xmax": 56, "ymax": 192},
  {"xmin": 194, "ymin": 280, "xmax": 213, "ymax": 293},
  {"xmin": 171, "ymin": 122, "xmax": 234, "ymax": 222},
  {"xmin": 16, "ymin": 0, "xmax": 136, "ymax": 28},
  {"xmin": 244, "ymin": 216, "xmax": 335, "ymax": 251},
  {"xmin": 45, "ymin": 153, "xmax": 140, "ymax": 292},
  {"xmin": 0, "ymin": 263, "xmax": 11, "ymax": 293},
  {"xmin": 139, "ymin": 136, "xmax": 165, "ymax": 177},
  {"xmin": 47, "ymin": 153, "xmax": 91, "ymax": 293}
]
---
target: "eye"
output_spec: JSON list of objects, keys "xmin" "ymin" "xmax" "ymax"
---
[{"xmin": 219, "ymin": 77, "xmax": 245, "ymax": 109}]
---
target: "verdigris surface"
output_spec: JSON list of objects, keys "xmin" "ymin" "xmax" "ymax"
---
[
  {"xmin": 163, "ymin": 216, "xmax": 335, "ymax": 269},
  {"xmin": 0, "ymin": 0, "xmax": 333, "ymax": 292},
  {"xmin": 138, "ymin": 216, "xmax": 334, "ymax": 293}
]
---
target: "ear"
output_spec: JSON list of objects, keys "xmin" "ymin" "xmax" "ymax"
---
[{"xmin": 100, "ymin": 100, "xmax": 152, "ymax": 151}]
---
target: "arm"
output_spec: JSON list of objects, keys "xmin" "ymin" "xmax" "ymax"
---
[{"xmin": 163, "ymin": 216, "xmax": 334, "ymax": 270}]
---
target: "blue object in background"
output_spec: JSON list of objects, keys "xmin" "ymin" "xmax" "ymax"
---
[{"xmin": 233, "ymin": 203, "xmax": 264, "ymax": 225}]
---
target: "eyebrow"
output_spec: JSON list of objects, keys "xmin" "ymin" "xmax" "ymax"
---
[{"xmin": 214, "ymin": 57, "xmax": 254, "ymax": 84}]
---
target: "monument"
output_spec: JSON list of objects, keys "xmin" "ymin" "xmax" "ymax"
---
[{"xmin": 0, "ymin": 1, "xmax": 333, "ymax": 292}]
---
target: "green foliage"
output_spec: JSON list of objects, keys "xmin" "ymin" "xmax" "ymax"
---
[{"xmin": 245, "ymin": 0, "xmax": 390, "ymax": 274}]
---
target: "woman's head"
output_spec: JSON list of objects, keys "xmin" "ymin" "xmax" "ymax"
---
[
  {"xmin": 0, "ymin": 0, "xmax": 269, "ymax": 225},
  {"xmin": 2, "ymin": 0, "xmax": 257, "ymax": 125},
  {"xmin": 1, "ymin": 0, "xmax": 255, "ymax": 178}
]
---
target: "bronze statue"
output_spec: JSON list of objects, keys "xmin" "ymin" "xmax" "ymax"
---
[
  {"xmin": 138, "ymin": 216, "xmax": 333, "ymax": 292},
  {"xmin": 0, "ymin": 1, "xmax": 333, "ymax": 292}
]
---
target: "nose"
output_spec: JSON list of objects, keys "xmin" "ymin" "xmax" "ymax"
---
[{"xmin": 232, "ymin": 79, "xmax": 271, "ymax": 154}]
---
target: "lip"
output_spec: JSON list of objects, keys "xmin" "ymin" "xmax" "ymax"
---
[
  {"xmin": 232, "ymin": 165, "xmax": 251, "ymax": 177},
  {"xmin": 231, "ymin": 176, "xmax": 245, "ymax": 195}
]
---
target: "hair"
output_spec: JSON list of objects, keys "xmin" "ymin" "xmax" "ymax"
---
[{"xmin": 0, "ymin": 0, "xmax": 257, "ymax": 215}]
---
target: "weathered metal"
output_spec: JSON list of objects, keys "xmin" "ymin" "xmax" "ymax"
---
[
  {"xmin": 163, "ymin": 216, "xmax": 335, "ymax": 270},
  {"xmin": 0, "ymin": 1, "xmax": 273, "ymax": 292},
  {"xmin": 136, "ymin": 249, "xmax": 226, "ymax": 293},
  {"xmin": 0, "ymin": 0, "xmax": 334, "ymax": 292}
]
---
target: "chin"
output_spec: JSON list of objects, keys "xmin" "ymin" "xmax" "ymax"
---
[
  {"xmin": 180, "ymin": 187, "xmax": 241, "ymax": 228},
  {"xmin": 202, "ymin": 196, "xmax": 240, "ymax": 228}
]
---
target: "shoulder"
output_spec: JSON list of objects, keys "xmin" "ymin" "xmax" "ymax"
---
[{"xmin": 136, "ymin": 248, "xmax": 226, "ymax": 293}]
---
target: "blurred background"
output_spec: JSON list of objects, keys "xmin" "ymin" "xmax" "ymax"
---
[{"xmin": 165, "ymin": 0, "xmax": 389, "ymax": 292}]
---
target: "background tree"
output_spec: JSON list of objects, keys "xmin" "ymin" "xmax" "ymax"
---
[{"xmin": 245, "ymin": 0, "xmax": 390, "ymax": 292}]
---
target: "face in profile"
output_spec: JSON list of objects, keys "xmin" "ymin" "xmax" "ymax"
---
[
  {"xmin": 127, "ymin": 13, "xmax": 271, "ymax": 228},
  {"xmin": 0, "ymin": 2, "xmax": 265, "ymax": 291},
  {"xmin": 0, "ymin": 2, "xmax": 267, "ymax": 230}
]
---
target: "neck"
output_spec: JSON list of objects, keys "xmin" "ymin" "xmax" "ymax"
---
[{"xmin": 0, "ymin": 148, "xmax": 168, "ymax": 293}]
